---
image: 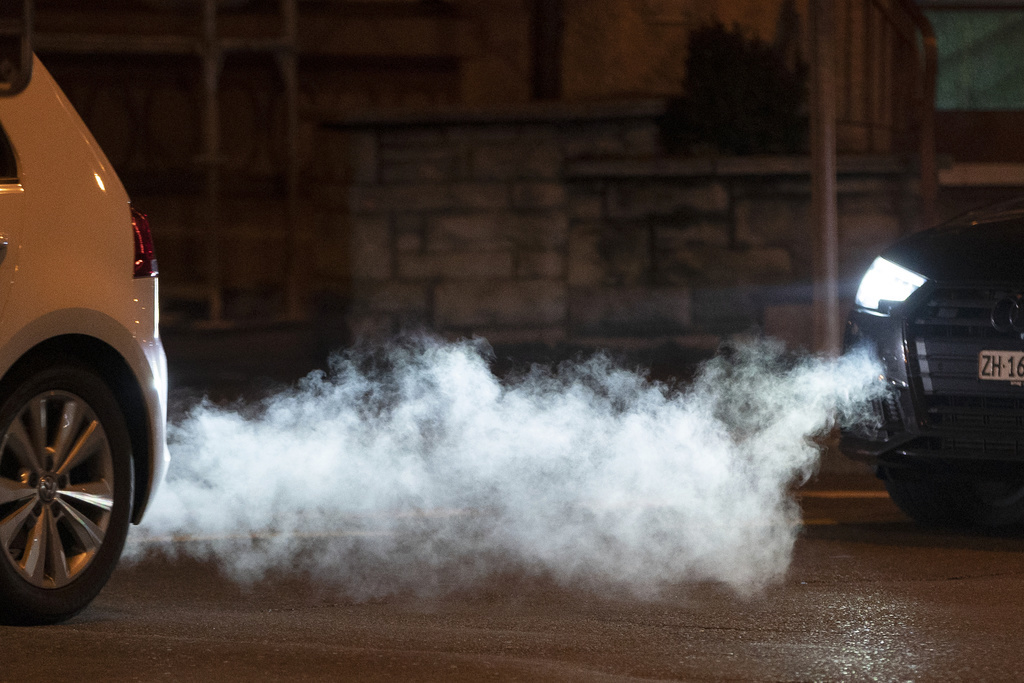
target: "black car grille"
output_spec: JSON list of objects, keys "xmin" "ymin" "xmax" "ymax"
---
[
  {"xmin": 908, "ymin": 286, "xmax": 1008, "ymax": 340},
  {"xmin": 878, "ymin": 389, "xmax": 903, "ymax": 431},
  {"xmin": 905, "ymin": 286, "xmax": 1024, "ymax": 459},
  {"xmin": 913, "ymin": 395, "xmax": 1024, "ymax": 459},
  {"xmin": 847, "ymin": 388, "xmax": 903, "ymax": 441}
]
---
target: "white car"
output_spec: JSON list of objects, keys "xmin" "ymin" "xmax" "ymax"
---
[{"xmin": 0, "ymin": 55, "xmax": 169, "ymax": 624}]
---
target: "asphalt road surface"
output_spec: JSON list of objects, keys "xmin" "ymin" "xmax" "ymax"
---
[{"xmin": 5, "ymin": 475, "xmax": 1024, "ymax": 681}]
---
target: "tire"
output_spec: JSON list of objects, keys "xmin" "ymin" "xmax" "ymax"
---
[
  {"xmin": 0, "ymin": 362, "xmax": 132, "ymax": 625},
  {"xmin": 882, "ymin": 466, "xmax": 1024, "ymax": 527}
]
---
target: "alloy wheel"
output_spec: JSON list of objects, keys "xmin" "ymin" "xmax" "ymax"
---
[{"xmin": 0, "ymin": 391, "xmax": 114, "ymax": 588}]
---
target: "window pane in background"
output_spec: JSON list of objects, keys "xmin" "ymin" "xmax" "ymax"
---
[{"xmin": 926, "ymin": 9, "xmax": 1024, "ymax": 110}]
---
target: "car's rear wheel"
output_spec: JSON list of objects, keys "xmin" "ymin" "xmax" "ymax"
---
[
  {"xmin": 0, "ymin": 362, "xmax": 132, "ymax": 625},
  {"xmin": 882, "ymin": 465, "xmax": 1024, "ymax": 527}
]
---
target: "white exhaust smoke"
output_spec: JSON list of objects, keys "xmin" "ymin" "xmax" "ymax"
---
[{"xmin": 127, "ymin": 336, "xmax": 884, "ymax": 597}]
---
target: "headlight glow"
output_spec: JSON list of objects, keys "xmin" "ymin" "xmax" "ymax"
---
[{"xmin": 855, "ymin": 257, "xmax": 927, "ymax": 311}]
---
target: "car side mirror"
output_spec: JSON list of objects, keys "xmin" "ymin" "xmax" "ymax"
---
[{"xmin": 0, "ymin": 0, "xmax": 32, "ymax": 97}]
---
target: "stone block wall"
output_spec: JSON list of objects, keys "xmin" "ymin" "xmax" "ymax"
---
[
  {"xmin": 320, "ymin": 103, "xmax": 916, "ymax": 354},
  {"xmin": 567, "ymin": 157, "xmax": 914, "ymax": 350}
]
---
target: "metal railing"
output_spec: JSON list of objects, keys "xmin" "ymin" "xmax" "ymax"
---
[
  {"xmin": 30, "ymin": 0, "xmax": 303, "ymax": 326},
  {"xmin": 835, "ymin": 0, "xmax": 937, "ymax": 229},
  {"xmin": 812, "ymin": 0, "xmax": 938, "ymax": 352}
]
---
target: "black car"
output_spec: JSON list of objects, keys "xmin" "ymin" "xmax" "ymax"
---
[{"xmin": 842, "ymin": 198, "xmax": 1024, "ymax": 526}]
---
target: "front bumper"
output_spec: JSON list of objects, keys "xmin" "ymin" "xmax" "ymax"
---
[{"xmin": 841, "ymin": 283, "xmax": 1024, "ymax": 467}]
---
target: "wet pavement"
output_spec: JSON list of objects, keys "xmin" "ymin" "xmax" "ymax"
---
[{"xmin": 5, "ymin": 480, "xmax": 1024, "ymax": 681}]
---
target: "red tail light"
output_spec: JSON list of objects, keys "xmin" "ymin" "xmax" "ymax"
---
[{"xmin": 132, "ymin": 207, "xmax": 158, "ymax": 278}]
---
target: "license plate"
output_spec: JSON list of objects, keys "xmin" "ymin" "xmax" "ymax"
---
[{"xmin": 978, "ymin": 350, "xmax": 1024, "ymax": 380}]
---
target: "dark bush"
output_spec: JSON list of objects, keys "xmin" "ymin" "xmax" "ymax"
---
[{"xmin": 660, "ymin": 22, "xmax": 808, "ymax": 155}]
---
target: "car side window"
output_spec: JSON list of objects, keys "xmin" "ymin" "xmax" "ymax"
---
[{"xmin": 0, "ymin": 124, "xmax": 15, "ymax": 182}]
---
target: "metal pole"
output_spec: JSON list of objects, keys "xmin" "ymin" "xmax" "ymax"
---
[
  {"xmin": 279, "ymin": 0, "xmax": 302, "ymax": 320},
  {"xmin": 919, "ymin": 31, "xmax": 938, "ymax": 231},
  {"xmin": 202, "ymin": 0, "xmax": 224, "ymax": 323},
  {"xmin": 531, "ymin": 0, "xmax": 563, "ymax": 100},
  {"xmin": 810, "ymin": 0, "xmax": 841, "ymax": 355},
  {"xmin": 903, "ymin": 1, "xmax": 938, "ymax": 231}
]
